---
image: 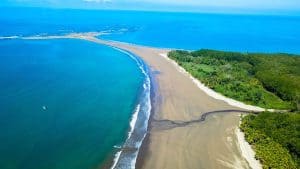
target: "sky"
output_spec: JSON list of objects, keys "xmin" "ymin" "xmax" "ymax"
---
[{"xmin": 1, "ymin": 0, "xmax": 300, "ymax": 13}]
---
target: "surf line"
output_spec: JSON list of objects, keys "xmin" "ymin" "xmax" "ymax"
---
[
  {"xmin": 0, "ymin": 33, "xmax": 153, "ymax": 169},
  {"xmin": 108, "ymin": 47, "xmax": 152, "ymax": 169}
]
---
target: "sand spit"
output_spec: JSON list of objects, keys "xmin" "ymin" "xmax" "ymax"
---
[
  {"xmin": 3, "ymin": 33, "xmax": 264, "ymax": 169},
  {"xmin": 7, "ymin": 32, "xmax": 280, "ymax": 112},
  {"xmin": 85, "ymin": 37, "xmax": 256, "ymax": 169}
]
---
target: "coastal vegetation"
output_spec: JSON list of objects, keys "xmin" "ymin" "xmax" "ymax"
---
[
  {"xmin": 240, "ymin": 112, "xmax": 300, "ymax": 168},
  {"xmin": 168, "ymin": 49, "xmax": 300, "ymax": 168},
  {"xmin": 168, "ymin": 49, "xmax": 300, "ymax": 110}
]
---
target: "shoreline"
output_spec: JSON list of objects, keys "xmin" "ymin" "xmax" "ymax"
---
[
  {"xmin": 106, "ymin": 48, "xmax": 153, "ymax": 169},
  {"xmin": 1, "ymin": 33, "xmax": 263, "ymax": 169},
  {"xmin": 8, "ymin": 33, "xmax": 285, "ymax": 112},
  {"xmin": 159, "ymin": 53, "xmax": 281, "ymax": 112},
  {"xmin": 91, "ymin": 39, "xmax": 253, "ymax": 169},
  {"xmin": 236, "ymin": 123, "xmax": 262, "ymax": 169},
  {"xmin": 89, "ymin": 37, "xmax": 262, "ymax": 169},
  {"xmin": 136, "ymin": 66, "xmax": 161, "ymax": 169}
]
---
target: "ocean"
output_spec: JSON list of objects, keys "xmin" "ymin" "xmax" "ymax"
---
[
  {"xmin": 1, "ymin": 7, "xmax": 300, "ymax": 53},
  {"xmin": 0, "ymin": 7, "xmax": 299, "ymax": 169},
  {"xmin": 0, "ymin": 39, "xmax": 149, "ymax": 169}
]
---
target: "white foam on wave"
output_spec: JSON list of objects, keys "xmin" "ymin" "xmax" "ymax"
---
[
  {"xmin": 0, "ymin": 27, "xmax": 131, "ymax": 41},
  {"xmin": 0, "ymin": 33, "xmax": 152, "ymax": 169},
  {"xmin": 110, "ymin": 47, "xmax": 152, "ymax": 169},
  {"xmin": 0, "ymin": 31, "xmax": 111, "ymax": 41},
  {"xmin": 0, "ymin": 36, "xmax": 20, "ymax": 40},
  {"xmin": 111, "ymin": 47, "xmax": 148, "ymax": 76},
  {"xmin": 111, "ymin": 151, "xmax": 122, "ymax": 169},
  {"xmin": 128, "ymin": 104, "xmax": 140, "ymax": 139},
  {"xmin": 113, "ymin": 145, "xmax": 122, "ymax": 149}
]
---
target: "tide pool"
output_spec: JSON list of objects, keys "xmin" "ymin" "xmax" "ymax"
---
[{"xmin": 0, "ymin": 39, "xmax": 145, "ymax": 169}]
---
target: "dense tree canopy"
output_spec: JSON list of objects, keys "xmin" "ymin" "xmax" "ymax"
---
[
  {"xmin": 168, "ymin": 49, "xmax": 300, "ymax": 168},
  {"xmin": 168, "ymin": 49, "xmax": 300, "ymax": 110},
  {"xmin": 241, "ymin": 112, "xmax": 300, "ymax": 168}
]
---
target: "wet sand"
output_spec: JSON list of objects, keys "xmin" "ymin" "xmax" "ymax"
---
[
  {"xmin": 15, "ymin": 33, "xmax": 258, "ymax": 169},
  {"xmin": 82, "ymin": 37, "xmax": 252, "ymax": 169}
]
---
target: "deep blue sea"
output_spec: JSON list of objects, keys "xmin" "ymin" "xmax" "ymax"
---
[
  {"xmin": 0, "ymin": 7, "xmax": 299, "ymax": 169},
  {"xmin": 1, "ymin": 7, "xmax": 300, "ymax": 53}
]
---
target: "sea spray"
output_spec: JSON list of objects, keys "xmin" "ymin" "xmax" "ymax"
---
[
  {"xmin": 128, "ymin": 104, "xmax": 141, "ymax": 139},
  {"xmin": 110, "ymin": 48, "xmax": 152, "ymax": 169}
]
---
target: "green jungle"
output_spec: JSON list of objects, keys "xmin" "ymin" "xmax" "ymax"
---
[
  {"xmin": 168, "ymin": 49, "xmax": 300, "ymax": 168},
  {"xmin": 168, "ymin": 49, "xmax": 300, "ymax": 110}
]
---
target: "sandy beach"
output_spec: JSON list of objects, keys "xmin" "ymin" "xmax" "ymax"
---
[
  {"xmin": 80, "ymin": 37, "xmax": 256, "ymax": 169},
  {"xmin": 15, "ymin": 33, "xmax": 261, "ymax": 169}
]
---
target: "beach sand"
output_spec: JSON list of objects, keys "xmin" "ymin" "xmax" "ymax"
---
[
  {"xmin": 16, "ymin": 34, "xmax": 260, "ymax": 169},
  {"xmin": 83, "ymin": 38, "xmax": 254, "ymax": 169}
]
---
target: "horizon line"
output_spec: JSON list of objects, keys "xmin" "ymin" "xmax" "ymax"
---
[{"xmin": 1, "ymin": 5, "xmax": 300, "ymax": 17}]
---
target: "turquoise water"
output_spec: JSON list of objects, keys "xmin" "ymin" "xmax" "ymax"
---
[
  {"xmin": 1, "ymin": 7, "xmax": 300, "ymax": 169},
  {"xmin": 0, "ymin": 39, "xmax": 145, "ymax": 169},
  {"xmin": 1, "ymin": 8, "xmax": 300, "ymax": 53}
]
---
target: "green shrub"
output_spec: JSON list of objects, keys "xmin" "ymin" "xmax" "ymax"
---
[{"xmin": 240, "ymin": 113, "xmax": 300, "ymax": 168}]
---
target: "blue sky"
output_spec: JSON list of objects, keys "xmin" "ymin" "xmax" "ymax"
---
[{"xmin": 1, "ymin": 0, "xmax": 300, "ymax": 13}]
